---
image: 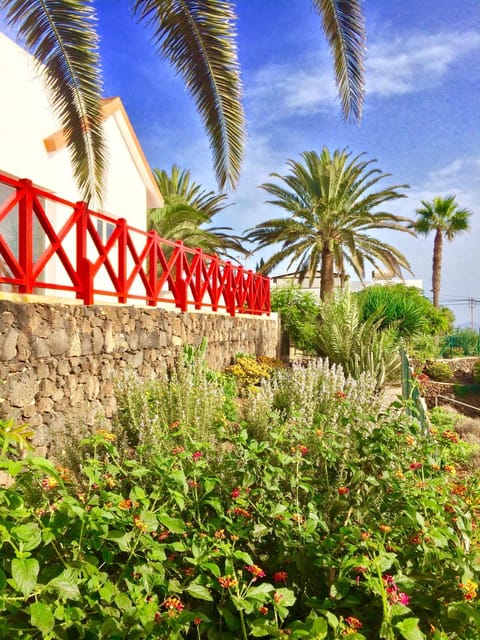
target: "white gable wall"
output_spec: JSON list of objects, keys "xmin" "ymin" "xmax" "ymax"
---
[{"xmin": 0, "ymin": 32, "xmax": 160, "ymax": 302}]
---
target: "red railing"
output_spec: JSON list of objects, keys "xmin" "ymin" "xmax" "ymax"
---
[{"xmin": 0, "ymin": 173, "xmax": 270, "ymax": 316}]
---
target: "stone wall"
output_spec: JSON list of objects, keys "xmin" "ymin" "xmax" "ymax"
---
[{"xmin": 0, "ymin": 300, "xmax": 279, "ymax": 453}]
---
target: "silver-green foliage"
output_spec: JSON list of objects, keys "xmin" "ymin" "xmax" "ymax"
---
[
  {"xmin": 244, "ymin": 357, "xmax": 378, "ymax": 441},
  {"xmin": 316, "ymin": 287, "xmax": 400, "ymax": 388},
  {"xmin": 114, "ymin": 354, "xmax": 226, "ymax": 455}
]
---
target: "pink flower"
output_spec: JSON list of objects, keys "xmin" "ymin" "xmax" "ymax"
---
[
  {"xmin": 231, "ymin": 487, "xmax": 241, "ymax": 498},
  {"xmin": 245, "ymin": 564, "xmax": 266, "ymax": 580},
  {"xmin": 192, "ymin": 451, "xmax": 202, "ymax": 462},
  {"xmin": 409, "ymin": 462, "xmax": 422, "ymax": 470}
]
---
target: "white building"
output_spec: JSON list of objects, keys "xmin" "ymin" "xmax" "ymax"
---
[
  {"xmin": 0, "ymin": 32, "xmax": 163, "ymax": 300},
  {"xmin": 271, "ymin": 270, "xmax": 423, "ymax": 298}
]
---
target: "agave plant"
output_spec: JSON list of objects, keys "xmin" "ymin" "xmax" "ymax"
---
[{"xmin": 316, "ymin": 287, "xmax": 400, "ymax": 389}]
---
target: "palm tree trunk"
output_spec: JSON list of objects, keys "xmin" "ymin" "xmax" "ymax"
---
[
  {"xmin": 432, "ymin": 229, "xmax": 443, "ymax": 308},
  {"xmin": 320, "ymin": 245, "xmax": 335, "ymax": 300}
]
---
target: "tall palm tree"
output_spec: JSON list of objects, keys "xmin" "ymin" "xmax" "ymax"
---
[
  {"xmin": 148, "ymin": 166, "xmax": 247, "ymax": 260},
  {"xmin": 411, "ymin": 195, "xmax": 472, "ymax": 308},
  {"xmin": 0, "ymin": 1, "xmax": 366, "ymax": 203},
  {"xmin": 246, "ymin": 148, "xmax": 414, "ymax": 300}
]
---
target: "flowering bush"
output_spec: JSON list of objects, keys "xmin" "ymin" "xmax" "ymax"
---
[{"xmin": 0, "ymin": 364, "xmax": 480, "ymax": 638}]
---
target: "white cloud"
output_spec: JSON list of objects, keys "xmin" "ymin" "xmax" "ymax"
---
[
  {"xmin": 247, "ymin": 30, "xmax": 480, "ymax": 122},
  {"xmin": 366, "ymin": 31, "xmax": 480, "ymax": 96}
]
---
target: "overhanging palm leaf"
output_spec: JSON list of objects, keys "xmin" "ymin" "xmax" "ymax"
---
[
  {"xmin": 133, "ymin": 0, "xmax": 245, "ymax": 191},
  {"xmin": 0, "ymin": 0, "xmax": 106, "ymax": 204},
  {"xmin": 305, "ymin": 0, "xmax": 366, "ymax": 121},
  {"xmin": 1, "ymin": 2, "xmax": 367, "ymax": 202}
]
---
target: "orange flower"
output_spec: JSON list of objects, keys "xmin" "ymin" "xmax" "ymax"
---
[
  {"xmin": 134, "ymin": 515, "xmax": 148, "ymax": 533},
  {"xmin": 218, "ymin": 575, "xmax": 238, "ymax": 588}
]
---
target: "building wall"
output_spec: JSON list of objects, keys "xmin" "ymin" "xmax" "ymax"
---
[
  {"xmin": 0, "ymin": 300, "xmax": 279, "ymax": 455},
  {"xmin": 0, "ymin": 32, "xmax": 151, "ymax": 223}
]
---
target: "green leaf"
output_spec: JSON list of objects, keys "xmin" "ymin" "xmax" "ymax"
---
[
  {"xmin": 30, "ymin": 602, "xmax": 55, "ymax": 635},
  {"xmin": 250, "ymin": 619, "xmax": 280, "ymax": 637},
  {"xmin": 231, "ymin": 594, "xmax": 254, "ymax": 614},
  {"xmin": 252, "ymin": 524, "xmax": 269, "ymax": 538},
  {"xmin": 233, "ymin": 550, "xmax": 254, "ymax": 564},
  {"xmin": 186, "ymin": 583, "xmax": 213, "ymax": 601},
  {"xmin": 11, "ymin": 557, "xmax": 39, "ymax": 596},
  {"xmin": 310, "ymin": 617, "xmax": 328, "ymax": 636},
  {"xmin": 272, "ymin": 587, "xmax": 296, "ymax": 607},
  {"xmin": 203, "ymin": 477, "xmax": 217, "ymax": 495},
  {"xmin": 158, "ymin": 514, "xmax": 186, "ymax": 534},
  {"xmin": 12, "ymin": 523, "xmax": 42, "ymax": 551},
  {"xmin": 204, "ymin": 497, "xmax": 223, "ymax": 515},
  {"xmin": 169, "ymin": 469, "xmax": 188, "ymax": 493},
  {"xmin": 48, "ymin": 575, "xmax": 81, "ymax": 600},
  {"xmin": 246, "ymin": 583, "xmax": 274, "ymax": 600},
  {"xmin": 396, "ymin": 617, "xmax": 426, "ymax": 640},
  {"xmin": 114, "ymin": 592, "xmax": 132, "ymax": 611},
  {"xmin": 104, "ymin": 529, "xmax": 132, "ymax": 552}
]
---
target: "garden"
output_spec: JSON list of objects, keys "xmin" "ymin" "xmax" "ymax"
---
[{"xmin": 1, "ymin": 342, "xmax": 480, "ymax": 639}]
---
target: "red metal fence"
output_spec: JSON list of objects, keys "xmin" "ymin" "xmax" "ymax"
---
[{"xmin": 0, "ymin": 173, "xmax": 270, "ymax": 316}]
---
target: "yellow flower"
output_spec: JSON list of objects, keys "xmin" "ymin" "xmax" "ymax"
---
[{"xmin": 95, "ymin": 429, "xmax": 116, "ymax": 442}]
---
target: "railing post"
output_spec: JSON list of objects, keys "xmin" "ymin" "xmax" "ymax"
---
[
  {"xmin": 117, "ymin": 218, "xmax": 127, "ymax": 303},
  {"xmin": 75, "ymin": 201, "xmax": 94, "ymax": 304},
  {"xmin": 78, "ymin": 257, "xmax": 95, "ymax": 305},
  {"xmin": 194, "ymin": 247, "xmax": 203, "ymax": 310},
  {"xmin": 147, "ymin": 230, "xmax": 158, "ymax": 306},
  {"xmin": 18, "ymin": 179, "xmax": 34, "ymax": 293},
  {"xmin": 174, "ymin": 240, "xmax": 187, "ymax": 312},
  {"xmin": 224, "ymin": 261, "xmax": 236, "ymax": 317},
  {"xmin": 236, "ymin": 264, "xmax": 244, "ymax": 313},
  {"xmin": 264, "ymin": 276, "xmax": 271, "ymax": 315}
]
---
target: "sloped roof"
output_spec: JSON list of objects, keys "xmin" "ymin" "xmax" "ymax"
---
[{"xmin": 43, "ymin": 96, "xmax": 163, "ymax": 208}]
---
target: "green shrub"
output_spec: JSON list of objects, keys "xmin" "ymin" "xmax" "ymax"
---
[
  {"xmin": 271, "ymin": 285, "xmax": 320, "ymax": 354},
  {"xmin": 357, "ymin": 284, "xmax": 454, "ymax": 339},
  {"xmin": 425, "ymin": 360, "xmax": 454, "ymax": 382},
  {"xmin": 411, "ymin": 333, "xmax": 441, "ymax": 362},
  {"xmin": 441, "ymin": 328, "xmax": 480, "ymax": 357},
  {"xmin": 1, "ymin": 360, "xmax": 480, "ymax": 639}
]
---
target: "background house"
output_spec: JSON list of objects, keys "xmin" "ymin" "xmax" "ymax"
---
[
  {"xmin": 0, "ymin": 32, "xmax": 163, "ymax": 300},
  {"xmin": 271, "ymin": 270, "xmax": 423, "ymax": 298}
]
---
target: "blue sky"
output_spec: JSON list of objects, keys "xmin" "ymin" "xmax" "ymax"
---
[{"xmin": 5, "ymin": 1, "xmax": 480, "ymax": 326}]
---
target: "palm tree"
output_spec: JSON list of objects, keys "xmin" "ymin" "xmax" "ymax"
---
[
  {"xmin": 0, "ymin": 1, "xmax": 366, "ymax": 203},
  {"xmin": 246, "ymin": 148, "xmax": 414, "ymax": 300},
  {"xmin": 411, "ymin": 196, "xmax": 472, "ymax": 308},
  {"xmin": 148, "ymin": 166, "xmax": 247, "ymax": 260}
]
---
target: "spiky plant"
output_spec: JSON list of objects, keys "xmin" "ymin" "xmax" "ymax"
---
[{"xmin": 316, "ymin": 287, "xmax": 400, "ymax": 388}]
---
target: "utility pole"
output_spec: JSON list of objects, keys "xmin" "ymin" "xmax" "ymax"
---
[{"xmin": 468, "ymin": 298, "xmax": 478, "ymax": 329}]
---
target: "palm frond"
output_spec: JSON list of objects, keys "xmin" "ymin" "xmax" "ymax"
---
[
  {"xmin": 1, "ymin": 0, "xmax": 106, "ymax": 204},
  {"xmin": 313, "ymin": 0, "xmax": 366, "ymax": 122},
  {"xmin": 133, "ymin": 0, "xmax": 245, "ymax": 191}
]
